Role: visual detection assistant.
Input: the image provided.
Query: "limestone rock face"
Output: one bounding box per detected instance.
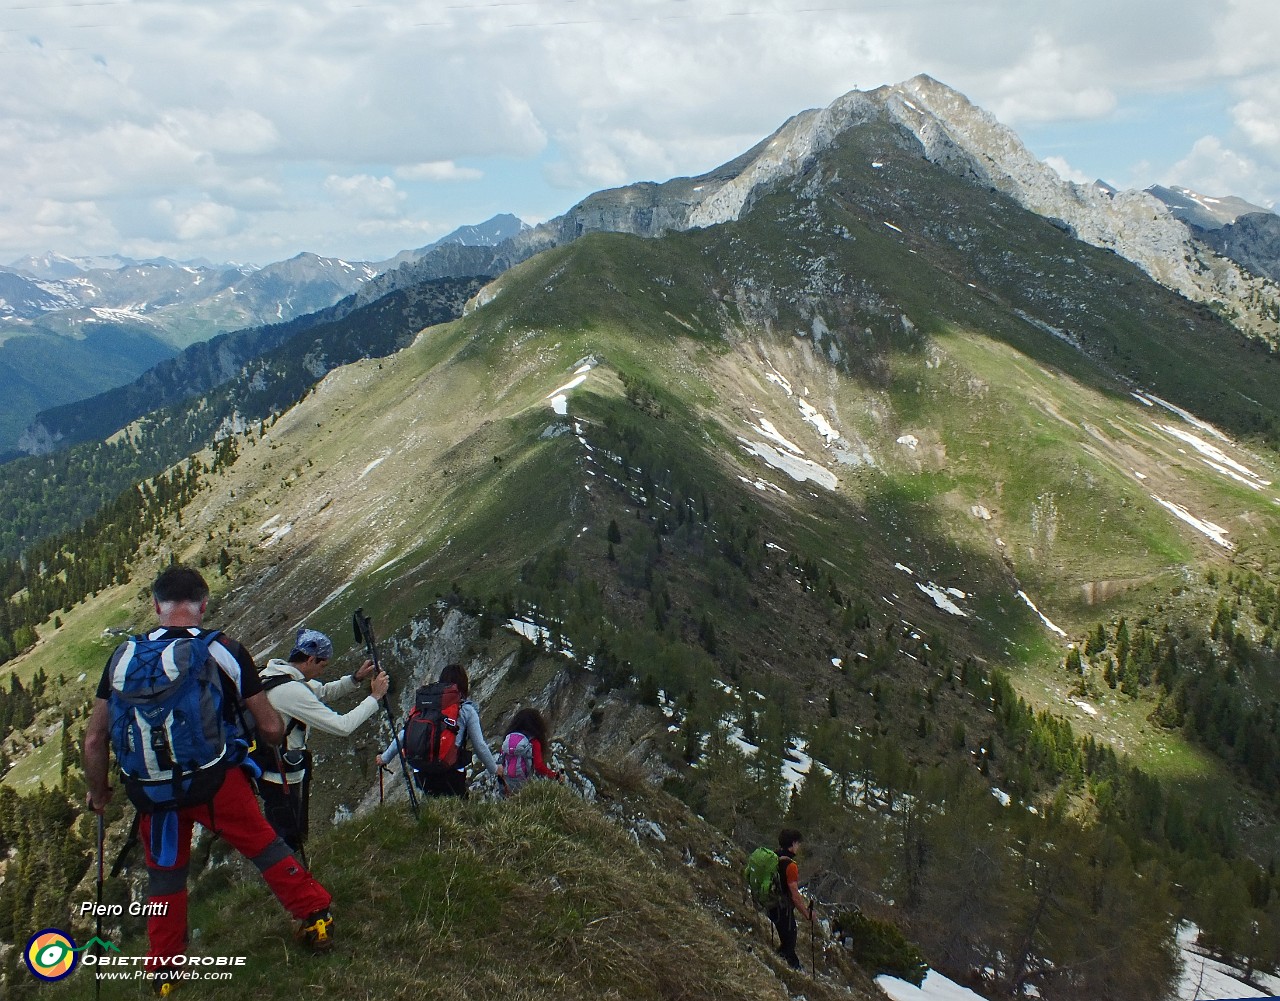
[881,76,1277,340]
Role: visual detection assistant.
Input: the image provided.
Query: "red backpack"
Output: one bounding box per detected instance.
[403,683,463,778]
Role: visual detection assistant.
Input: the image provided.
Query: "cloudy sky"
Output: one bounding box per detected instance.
[1,0,1276,268]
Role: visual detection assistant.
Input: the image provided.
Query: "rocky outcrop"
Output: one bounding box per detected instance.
[884,76,1279,342]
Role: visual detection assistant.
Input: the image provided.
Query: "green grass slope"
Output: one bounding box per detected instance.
[48,782,881,1001]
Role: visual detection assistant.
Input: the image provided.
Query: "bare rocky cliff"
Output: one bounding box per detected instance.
[885,75,1280,342]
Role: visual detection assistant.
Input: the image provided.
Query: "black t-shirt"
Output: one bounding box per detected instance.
[96,626,262,705]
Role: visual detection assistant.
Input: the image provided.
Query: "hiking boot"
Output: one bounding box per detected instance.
[296,910,334,952]
[151,970,179,996]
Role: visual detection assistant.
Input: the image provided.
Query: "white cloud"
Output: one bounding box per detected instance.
[987,33,1117,125]
[159,109,279,157]
[395,161,483,183]
[1167,136,1268,204]
[0,0,1276,264]
[1044,156,1093,185]
[163,199,239,242]
[323,174,405,219]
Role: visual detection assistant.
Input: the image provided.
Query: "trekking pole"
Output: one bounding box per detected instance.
[94,812,105,1001]
[353,608,419,819]
[808,897,816,975]
[109,810,141,878]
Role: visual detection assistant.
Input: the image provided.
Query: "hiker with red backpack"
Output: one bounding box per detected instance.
[376,663,503,798]
[253,627,390,855]
[498,707,562,793]
[82,566,335,995]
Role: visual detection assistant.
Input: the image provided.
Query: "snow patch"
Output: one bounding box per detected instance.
[764,365,793,396]
[797,398,839,444]
[745,417,804,455]
[1017,591,1067,638]
[1154,423,1270,487]
[547,364,593,415]
[1151,495,1232,549]
[737,437,837,490]
[1140,393,1230,442]
[259,522,293,548]
[1175,922,1278,1000]
[359,453,389,480]
[877,969,986,1001]
[917,582,967,617]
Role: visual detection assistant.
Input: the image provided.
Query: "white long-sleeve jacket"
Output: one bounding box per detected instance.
[257,658,381,784]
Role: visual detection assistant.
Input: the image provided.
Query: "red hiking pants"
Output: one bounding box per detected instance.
[139,766,331,964]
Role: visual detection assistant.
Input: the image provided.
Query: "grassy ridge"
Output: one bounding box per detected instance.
[54,783,876,1001]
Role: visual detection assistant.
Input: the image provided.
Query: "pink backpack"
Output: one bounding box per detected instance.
[500,732,534,789]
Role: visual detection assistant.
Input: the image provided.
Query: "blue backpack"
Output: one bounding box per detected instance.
[106,629,247,812]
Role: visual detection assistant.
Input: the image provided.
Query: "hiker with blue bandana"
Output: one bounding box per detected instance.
[253,627,388,856]
[83,566,335,995]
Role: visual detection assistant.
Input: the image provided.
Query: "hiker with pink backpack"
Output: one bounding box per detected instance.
[499,707,562,793]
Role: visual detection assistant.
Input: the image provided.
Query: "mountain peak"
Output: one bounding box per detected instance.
[1146,184,1274,230]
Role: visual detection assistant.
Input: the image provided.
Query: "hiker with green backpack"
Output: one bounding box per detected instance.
[745,828,814,970]
[252,627,389,855]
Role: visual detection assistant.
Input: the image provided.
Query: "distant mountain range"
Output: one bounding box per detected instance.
[1146,185,1280,285]
[1145,184,1271,231]
[0,216,528,455]
[0,252,375,335]
[7,82,1280,463]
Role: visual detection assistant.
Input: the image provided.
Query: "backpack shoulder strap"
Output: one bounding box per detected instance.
[187,628,222,666]
[260,674,298,692]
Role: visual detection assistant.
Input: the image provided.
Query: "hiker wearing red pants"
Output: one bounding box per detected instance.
[84,566,334,996]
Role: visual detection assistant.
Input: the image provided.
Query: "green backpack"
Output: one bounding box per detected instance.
[744,846,784,909]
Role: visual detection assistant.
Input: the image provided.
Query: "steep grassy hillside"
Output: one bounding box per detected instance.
[0,275,487,564]
[41,782,884,1001]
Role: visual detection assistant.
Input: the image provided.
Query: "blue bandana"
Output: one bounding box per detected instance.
[290,627,333,661]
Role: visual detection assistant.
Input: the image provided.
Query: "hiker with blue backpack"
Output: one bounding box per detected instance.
[83,566,336,995]
[252,627,389,856]
[499,707,562,792]
[376,663,504,798]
